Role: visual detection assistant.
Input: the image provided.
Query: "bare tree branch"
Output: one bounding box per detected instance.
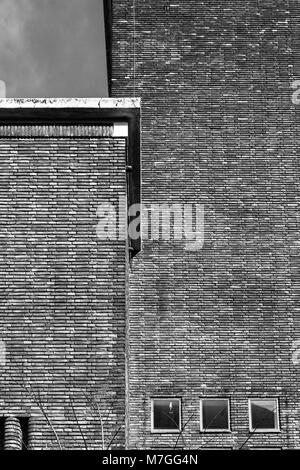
[173,413,194,450]
[106,425,122,450]
[238,405,278,450]
[94,402,105,451]
[70,398,89,450]
[28,387,62,450]
[10,374,63,450]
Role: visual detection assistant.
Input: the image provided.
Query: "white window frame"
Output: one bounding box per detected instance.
[204,447,234,450]
[200,398,231,433]
[248,398,280,433]
[249,447,282,450]
[151,398,182,434]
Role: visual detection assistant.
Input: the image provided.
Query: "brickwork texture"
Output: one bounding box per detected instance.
[0,125,127,449]
[108,0,300,449]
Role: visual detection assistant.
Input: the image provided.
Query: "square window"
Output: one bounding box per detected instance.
[151,398,181,433]
[249,399,280,432]
[200,399,230,432]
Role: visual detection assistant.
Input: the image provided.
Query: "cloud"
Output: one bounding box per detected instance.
[0,0,107,97]
[0,0,34,46]
[0,80,6,97]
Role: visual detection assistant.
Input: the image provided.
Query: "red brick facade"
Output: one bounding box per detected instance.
[107,0,300,449]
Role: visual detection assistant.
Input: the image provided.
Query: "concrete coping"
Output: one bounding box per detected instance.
[0,98,141,109]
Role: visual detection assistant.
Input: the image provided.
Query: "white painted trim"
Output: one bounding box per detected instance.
[113,122,129,137]
[248,447,282,450]
[199,398,231,433]
[0,97,140,109]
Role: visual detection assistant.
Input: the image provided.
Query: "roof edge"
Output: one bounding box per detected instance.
[0,98,140,109]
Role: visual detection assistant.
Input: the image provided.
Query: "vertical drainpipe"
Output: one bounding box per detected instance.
[113,122,131,449]
[125,212,130,450]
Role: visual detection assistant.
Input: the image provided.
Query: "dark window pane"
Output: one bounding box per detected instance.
[202,399,229,430]
[153,399,180,431]
[250,400,278,430]
[19,417,30,450]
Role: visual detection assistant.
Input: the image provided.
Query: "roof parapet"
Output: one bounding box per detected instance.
[0,97,140,109]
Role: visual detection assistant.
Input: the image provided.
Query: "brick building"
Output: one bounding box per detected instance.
[0,98,140,449]
[0,0,300,452]
[104,0,300,450]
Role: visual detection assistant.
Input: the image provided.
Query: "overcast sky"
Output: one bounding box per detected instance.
[0,0,108,97]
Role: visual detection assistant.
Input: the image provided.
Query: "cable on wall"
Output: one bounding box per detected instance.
[133,0,136,97]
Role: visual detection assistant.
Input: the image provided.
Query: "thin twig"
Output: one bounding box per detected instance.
[173,413,194,450]
[70,398,89,450]
[95,402,105,450]
[106,425,122,450]
[11,375,63,450]
[84,392,106,450]
[238,405,278,450]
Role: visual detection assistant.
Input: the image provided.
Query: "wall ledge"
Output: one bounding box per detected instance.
[0,97,141,109]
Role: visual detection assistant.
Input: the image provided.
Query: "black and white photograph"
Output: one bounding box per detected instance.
[0,0,299,461]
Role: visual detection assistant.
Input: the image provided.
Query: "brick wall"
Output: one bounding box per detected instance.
[0,122,127,449]
[108,0,300,448]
